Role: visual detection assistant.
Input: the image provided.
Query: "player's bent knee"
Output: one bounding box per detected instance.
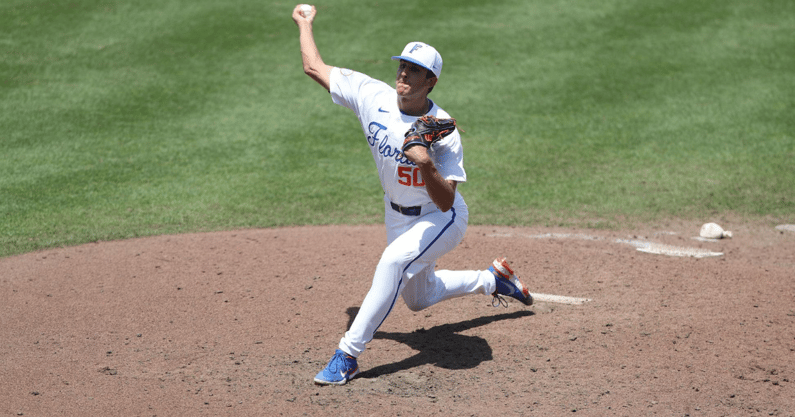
[402,290,432,312]
[403,299,428,312]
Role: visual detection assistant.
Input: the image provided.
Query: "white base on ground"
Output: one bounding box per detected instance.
[530,293,591,305]
[634,243,722,258]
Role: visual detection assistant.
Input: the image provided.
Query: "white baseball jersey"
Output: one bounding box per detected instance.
[326,67,493,360]
[329,67,467,209]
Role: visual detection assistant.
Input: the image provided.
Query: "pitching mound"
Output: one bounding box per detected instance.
[1,221,793,415]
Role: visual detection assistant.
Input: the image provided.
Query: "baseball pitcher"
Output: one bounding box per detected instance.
[292,4,533,385]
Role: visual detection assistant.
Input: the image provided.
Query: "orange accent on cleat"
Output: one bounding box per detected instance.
[491,257,533,306]
[492,257,514,279]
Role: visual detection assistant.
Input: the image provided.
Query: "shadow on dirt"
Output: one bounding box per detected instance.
[346,307,534,378]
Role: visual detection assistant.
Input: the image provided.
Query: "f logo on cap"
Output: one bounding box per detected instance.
[391,42,443,79]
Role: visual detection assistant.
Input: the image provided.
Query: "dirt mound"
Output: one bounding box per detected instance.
[2,222,793,416]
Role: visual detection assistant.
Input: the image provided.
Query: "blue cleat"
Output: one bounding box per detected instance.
[489,257,533,307]
[314,349,360,385]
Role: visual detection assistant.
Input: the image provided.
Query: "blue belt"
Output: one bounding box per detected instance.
[391,202,421,216]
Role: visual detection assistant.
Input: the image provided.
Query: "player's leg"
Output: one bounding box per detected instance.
[395,205,491,310]
[338,206,464,358]
[315,204,425,385]
[395,203,498,311]
[403,256,533,310]
[401,267,496,311]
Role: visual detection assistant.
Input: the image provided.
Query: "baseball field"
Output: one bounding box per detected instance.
[1,0,793,415]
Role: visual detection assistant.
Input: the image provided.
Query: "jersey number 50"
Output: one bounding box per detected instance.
[397,166,425,187]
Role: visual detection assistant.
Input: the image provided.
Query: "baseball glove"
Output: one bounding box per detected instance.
[401,115,458,152]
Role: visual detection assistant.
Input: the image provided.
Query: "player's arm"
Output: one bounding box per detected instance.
[404,147,458,212]
[292,4,333,91]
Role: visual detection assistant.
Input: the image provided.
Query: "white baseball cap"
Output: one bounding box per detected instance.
[391,41,443,79]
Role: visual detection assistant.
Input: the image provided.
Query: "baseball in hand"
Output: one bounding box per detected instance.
[300,4,312,17]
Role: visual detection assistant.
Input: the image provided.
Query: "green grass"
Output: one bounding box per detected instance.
[1,0,793,257]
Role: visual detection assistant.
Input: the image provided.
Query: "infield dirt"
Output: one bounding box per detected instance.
[2,221,793,416]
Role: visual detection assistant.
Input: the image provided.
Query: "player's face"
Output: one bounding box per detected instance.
[396,60,436,98]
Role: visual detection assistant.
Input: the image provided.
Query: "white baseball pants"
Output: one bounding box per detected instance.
[338,199,497,358]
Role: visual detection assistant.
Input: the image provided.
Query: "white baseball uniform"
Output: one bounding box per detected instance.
[329,67,498,358]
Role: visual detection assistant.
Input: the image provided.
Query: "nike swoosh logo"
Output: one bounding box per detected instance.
[378,107,389,113]
[339,366,358,379]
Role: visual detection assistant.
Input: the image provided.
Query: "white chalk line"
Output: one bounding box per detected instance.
[776,224,795,232]
[489,230,735,306]
[505,232,724,258]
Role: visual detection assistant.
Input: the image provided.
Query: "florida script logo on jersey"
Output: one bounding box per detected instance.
[366,121,427,187]
[367,121,413,166]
